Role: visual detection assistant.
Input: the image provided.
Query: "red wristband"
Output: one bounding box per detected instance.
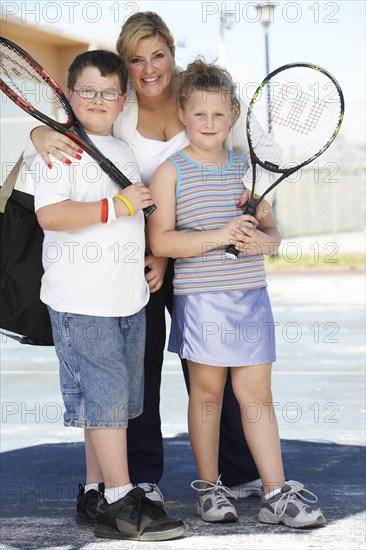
[101,198,108,224]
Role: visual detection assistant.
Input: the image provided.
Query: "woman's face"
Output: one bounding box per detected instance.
[126,35,175,98]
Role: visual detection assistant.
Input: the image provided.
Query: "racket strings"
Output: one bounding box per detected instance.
[0,43,69,124]
[249,67,343,168]
[270,85,327,135]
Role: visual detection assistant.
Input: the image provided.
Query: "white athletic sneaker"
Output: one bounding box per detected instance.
[137,483,164,507]
[191,478,238,523]
[258,483,326,528]
[229,478,304,499]
[229,478,262,498]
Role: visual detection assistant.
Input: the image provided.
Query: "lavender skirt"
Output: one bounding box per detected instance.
[168,288,276,367]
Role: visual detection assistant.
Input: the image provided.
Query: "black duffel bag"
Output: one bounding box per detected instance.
[0,152,53,345]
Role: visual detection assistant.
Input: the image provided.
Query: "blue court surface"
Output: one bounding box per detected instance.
[1,271,365,549]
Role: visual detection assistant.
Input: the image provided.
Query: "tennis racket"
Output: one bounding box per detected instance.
[0,36,156,217]
[226,62,344,259]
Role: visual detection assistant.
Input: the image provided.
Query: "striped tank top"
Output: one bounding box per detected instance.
[169,151,267,295]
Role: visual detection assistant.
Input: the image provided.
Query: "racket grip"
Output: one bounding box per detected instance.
[225,244,239,259]
[224,198,259,260]
[143,203,157,218]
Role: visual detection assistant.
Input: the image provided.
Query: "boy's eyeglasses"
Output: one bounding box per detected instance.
[72,87,123,102]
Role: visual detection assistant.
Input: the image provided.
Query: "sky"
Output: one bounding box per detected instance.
[1,0,365,144]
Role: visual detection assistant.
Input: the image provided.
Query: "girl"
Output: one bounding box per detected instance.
[148,59,326,529]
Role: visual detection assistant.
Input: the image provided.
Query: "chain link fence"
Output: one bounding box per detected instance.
[273,159,365,237]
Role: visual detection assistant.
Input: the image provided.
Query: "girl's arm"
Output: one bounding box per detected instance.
[147,160,258,259]
[229,210,281,257]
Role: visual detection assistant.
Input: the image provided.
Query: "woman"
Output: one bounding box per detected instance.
[28,12,276,508]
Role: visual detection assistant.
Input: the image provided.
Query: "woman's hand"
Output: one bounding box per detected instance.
[254,198,271,221]
[31,126,82,166]
[144,254,168,293]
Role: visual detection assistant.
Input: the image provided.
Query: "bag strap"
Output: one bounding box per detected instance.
[0,329,53,345]
[0,152,24,213]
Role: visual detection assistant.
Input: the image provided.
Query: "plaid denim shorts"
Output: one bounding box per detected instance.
[48,307,146,428]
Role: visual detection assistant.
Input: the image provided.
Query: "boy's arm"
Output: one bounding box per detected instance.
[36,183,151,231]
[37,199,109,231]
[147,161,257,259]
[34,153,152,231]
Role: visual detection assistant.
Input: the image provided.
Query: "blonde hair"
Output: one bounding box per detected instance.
[116,11,175,60]
[177,59,241,125]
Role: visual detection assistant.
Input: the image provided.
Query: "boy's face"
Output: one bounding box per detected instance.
[67,66,126,135]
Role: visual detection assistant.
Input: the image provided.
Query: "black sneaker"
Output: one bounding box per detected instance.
[76,482,103,526]
[94,487,186,541]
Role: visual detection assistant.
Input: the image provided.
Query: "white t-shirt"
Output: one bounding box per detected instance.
[131,130,189,186]
[33,134,149,317]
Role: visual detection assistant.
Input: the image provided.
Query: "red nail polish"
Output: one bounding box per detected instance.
[77,149,83,154]
[65,159,71,165]
[47,163,52,169]
[236,202,241,208]
[76,154,82,160]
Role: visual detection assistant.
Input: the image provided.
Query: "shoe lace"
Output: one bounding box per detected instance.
[273,487,319,518]
[191,475,238,503]
[130,489,166,530]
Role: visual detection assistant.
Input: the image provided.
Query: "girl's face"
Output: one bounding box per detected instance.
[68,66,125,135]
[178,90,234,152]
[126,35,175,98]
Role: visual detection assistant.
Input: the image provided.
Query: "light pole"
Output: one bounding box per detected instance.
[218,7,235,67]
[256,2,276,132]
[256,3,278,230]
[176,39,186,66]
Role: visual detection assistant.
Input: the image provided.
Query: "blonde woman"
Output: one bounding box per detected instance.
[27,11,276,520]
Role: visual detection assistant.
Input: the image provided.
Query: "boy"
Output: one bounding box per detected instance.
[33,50,185,541]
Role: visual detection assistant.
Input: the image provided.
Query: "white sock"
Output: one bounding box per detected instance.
[85,483,99,493]
[104,483,134,504]
[264,487,282,500]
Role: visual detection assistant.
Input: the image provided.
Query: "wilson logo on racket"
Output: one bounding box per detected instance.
[270,86,327,135]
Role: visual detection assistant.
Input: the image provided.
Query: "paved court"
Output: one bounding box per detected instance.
[1,271,365,549]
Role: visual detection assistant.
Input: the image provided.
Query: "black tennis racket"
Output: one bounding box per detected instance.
[226,62,344,259]
[0,36,156,217]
